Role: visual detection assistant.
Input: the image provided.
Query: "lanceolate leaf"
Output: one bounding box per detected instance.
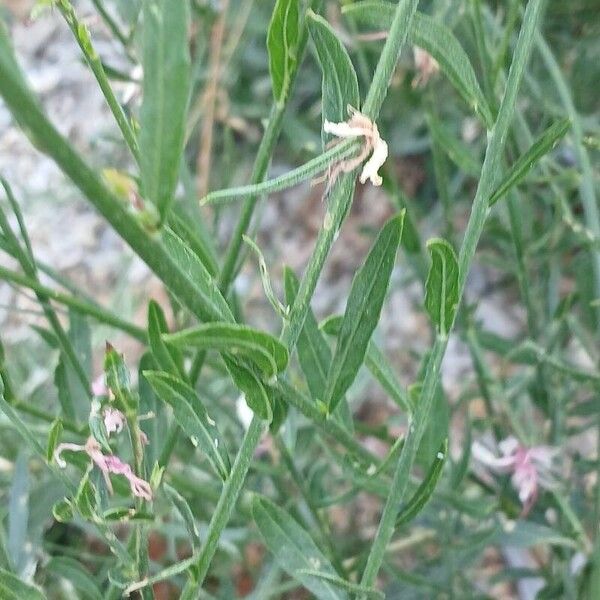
[307,10,360,144]
[320,314,412,414]
[144,371,230,480]
[489,118,571,206]
[343,2,493,127]
[147,300,185,379]
[139,0,191,223]
[161,227,234,323]
[424,238,459,337]
[164,483,201,551]
[222,357,273,422]
[325,213,404,413]
[284,267,331,401]
[268,0,300,105]
[252,496,348,600]
[46,419,63,463]
[104,344,136,414]
[284,269,354,430]
[164,323,288,377]
[396,439,447,527]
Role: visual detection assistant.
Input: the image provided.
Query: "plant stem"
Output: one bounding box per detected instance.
[0,265,145,341]
[181,417,264,594]
[0,184,91,396]
[90,0,130,49]
[283,0,422,352]
[359,0,547,591]
[536,35,600,331]
[57,0,140,163]
[0,58,224,323]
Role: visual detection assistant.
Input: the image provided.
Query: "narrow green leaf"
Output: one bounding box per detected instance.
[74,472,96,520]
[343,2,493,126]
[489,118,571,206]
[46,419,63,463]
[138,353,162,467]
[284,267,331,401]
[168,208,219,277]
[53,359,75,422]
[143,371,230,480]
[325,213,404,413]
[252,496,348,600]
[396,439,447,527]
[320,314,412,414]
[161,227,234,323]
[307,10,360,143]
[147,300,185,379]
[139,0,190,222]
[222,357,273,422]
[243,236,288,319]
[267,0,300,105]
[284,269,354,430]
[424,238,459,337]
[164,323,288,377]
[46,556,103,600]
[0,568,45,600]
[164,483,201,551]
[104,344,136,414]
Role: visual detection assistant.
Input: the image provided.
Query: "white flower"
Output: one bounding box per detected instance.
[323,106,388,187]
[472,436,558,515]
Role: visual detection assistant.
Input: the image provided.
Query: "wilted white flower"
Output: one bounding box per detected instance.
[412,47,440,88]
[103,407,126,436]
[472,436,558,515]
[323,106,388,187]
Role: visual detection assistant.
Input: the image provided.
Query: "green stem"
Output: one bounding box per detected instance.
[57,0,140,163]
[90,0,130,49]
[359,0,547,591]
[536,36,600,331]
[0,58,223,323]
[181,417,264,593]
[217,104,285,293]
[201,139,357,207]
[0,184,91,396]
[0,264,145,341]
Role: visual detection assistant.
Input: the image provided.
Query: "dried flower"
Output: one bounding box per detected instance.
[103,407,126,436]
[472,436,557,515]
[54,436,153,501]
[323,106,388,188]
[412,47,439,88]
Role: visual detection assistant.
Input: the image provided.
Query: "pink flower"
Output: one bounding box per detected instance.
[103,407,126,436]
[91,375,109,398]
[54,436,152,501]
[472,436,557,515]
